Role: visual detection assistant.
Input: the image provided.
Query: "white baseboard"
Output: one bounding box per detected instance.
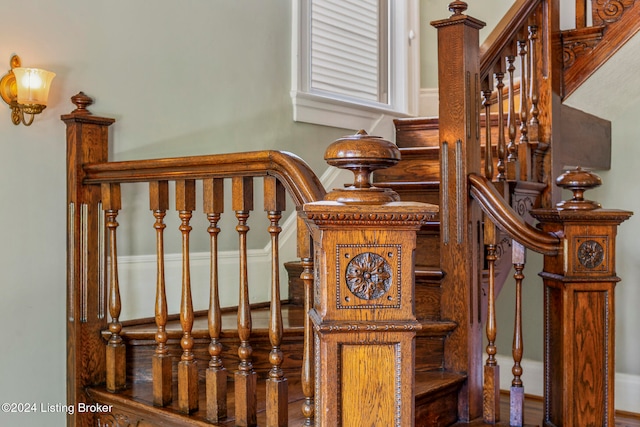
[496,355,640,413]
[116,164,352,321]
[116,248,272,321]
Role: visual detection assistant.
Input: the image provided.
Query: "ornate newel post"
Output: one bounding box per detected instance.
[531,168,632,427]
[62,93,115,427]
[431,1,486,420]
[302,131,438,426]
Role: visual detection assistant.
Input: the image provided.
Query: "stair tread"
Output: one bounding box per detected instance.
[114,304,457,341]
[414,370,466,396]
[88,369,465,426]
[375,180,440,188]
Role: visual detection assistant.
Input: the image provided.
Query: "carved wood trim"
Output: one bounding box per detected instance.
[563,0,640,96]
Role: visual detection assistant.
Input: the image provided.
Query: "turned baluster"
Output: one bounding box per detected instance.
[519,37,532,181]
[150,181,172,406]
[103,183,126,393]
[204,178,227,422]
[176,180,198,414]
[265,176,288,427]
[233,176,257,427]
[528,25,540,145]
[506,54,519,181]
[483,218,500,423]
[482,86,494,181]
[495,71,507,181]
[510,241,526,427]
[300,253,315,426]
[518,38,529,146]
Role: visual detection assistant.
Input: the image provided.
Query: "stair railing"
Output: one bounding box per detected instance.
[65,92,437,427]
[434,2,632,425]
[471,172,631,425]
[64,92,325,427]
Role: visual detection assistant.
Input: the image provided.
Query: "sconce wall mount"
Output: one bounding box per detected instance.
[0,55,55,126]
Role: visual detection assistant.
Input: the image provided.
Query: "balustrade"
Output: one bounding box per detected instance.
[65,93,329,427]
[436,2,631,424]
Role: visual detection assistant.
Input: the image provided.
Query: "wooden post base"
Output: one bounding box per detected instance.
[206,367,227,422]
[234,370,257,426]
[178,361,198,414]
[266,378,288,427]
[152,354,172,406]
[510,386,524,426]
[106,342,125,393]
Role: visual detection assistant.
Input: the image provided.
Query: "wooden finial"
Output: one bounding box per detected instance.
[323,130,400,205]
[70,92,93,115]
[448,0,468,15]
[555,167,602,210]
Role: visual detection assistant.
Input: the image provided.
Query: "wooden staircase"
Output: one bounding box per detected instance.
[62,0,639,425]
[89,298,467,426]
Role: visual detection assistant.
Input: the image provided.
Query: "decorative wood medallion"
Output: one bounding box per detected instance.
[336,245,400,309]
[345,252,392,300]
[577,238,605,269]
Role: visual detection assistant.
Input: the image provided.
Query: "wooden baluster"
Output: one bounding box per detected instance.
[483,218,500,423]
[265,177,288,427]
[150,181,172,406]
[510,241,526,426]
[495,71,506,181]
[233,176,257,427]
[204,178,226,422]
[103,183,126,393]
[528,25,540,146]
[506,54,519,181]
[482,85,494,181]
[176,179,198,414]
[576,0,587,28]
[300,254,315,426]
[518,38,529,147]
[518,37,531,181]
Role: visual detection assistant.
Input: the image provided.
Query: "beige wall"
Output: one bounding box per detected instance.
[0,1,350,425]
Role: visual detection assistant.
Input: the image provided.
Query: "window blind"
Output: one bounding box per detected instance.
[310,0,388,103]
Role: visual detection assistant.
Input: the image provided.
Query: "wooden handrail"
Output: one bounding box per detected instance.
[83,150,326,207]
[479,0,542,79]
[468,174,560,255]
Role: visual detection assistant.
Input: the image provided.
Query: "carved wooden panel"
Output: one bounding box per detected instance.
[573,236,609,273]
[336,244,401,310]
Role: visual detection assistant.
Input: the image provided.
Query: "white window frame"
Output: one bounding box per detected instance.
[291,0,420,132]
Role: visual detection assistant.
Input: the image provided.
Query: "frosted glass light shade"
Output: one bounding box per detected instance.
[13,67,56,106]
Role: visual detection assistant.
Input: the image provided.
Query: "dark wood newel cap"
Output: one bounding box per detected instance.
[70,91,93,115]
[323,130,401,205]
[448,0,468,15]
[555,167,602,210]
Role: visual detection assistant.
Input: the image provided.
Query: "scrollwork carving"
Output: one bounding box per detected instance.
[593,0,635,25]
[97,413,131,427]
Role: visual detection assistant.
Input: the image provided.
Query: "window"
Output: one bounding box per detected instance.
[291,0,419,131]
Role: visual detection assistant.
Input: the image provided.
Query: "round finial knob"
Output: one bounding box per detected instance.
[555,167,602,210]
[448,0,468,15]
[323,130,401,205]
[70,92,93,115]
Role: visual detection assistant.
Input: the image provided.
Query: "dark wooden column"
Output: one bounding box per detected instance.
[62,92,115,427]
[431,2,486,421]
[531,168,632,427]
[303,131,438,426]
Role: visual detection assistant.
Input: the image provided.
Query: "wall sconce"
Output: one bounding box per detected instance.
[0,55,55,126]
